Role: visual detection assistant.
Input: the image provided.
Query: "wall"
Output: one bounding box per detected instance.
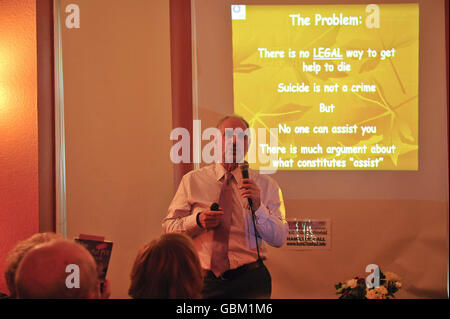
[59,0,173,298]
[0,0,39,294]
[194,0,449,298]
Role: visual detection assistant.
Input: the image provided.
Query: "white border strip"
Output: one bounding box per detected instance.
[54,0,67,237]
[191,0,200,170]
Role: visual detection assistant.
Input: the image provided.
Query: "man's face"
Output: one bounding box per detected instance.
[218,117,249,163]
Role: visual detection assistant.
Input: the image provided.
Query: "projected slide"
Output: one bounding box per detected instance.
[231,4,418,170]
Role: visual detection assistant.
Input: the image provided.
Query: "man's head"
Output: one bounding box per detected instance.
[216,115,250,164]
[4,232,63,298]
[15,239,100,299]
[129,233,203,299]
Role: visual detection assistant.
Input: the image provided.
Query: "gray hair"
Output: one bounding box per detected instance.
[216,114,249,129]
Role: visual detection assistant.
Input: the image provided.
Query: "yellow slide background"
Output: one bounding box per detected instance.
[232,4,418,170]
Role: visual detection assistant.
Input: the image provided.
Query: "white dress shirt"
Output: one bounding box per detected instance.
[163,163,288,271]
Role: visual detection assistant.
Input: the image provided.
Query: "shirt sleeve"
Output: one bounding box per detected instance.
[253,178,288,247]
[162,175,205,238]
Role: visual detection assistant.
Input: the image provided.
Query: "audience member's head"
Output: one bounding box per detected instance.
[129,233,203,299]
[4,232,63,298]
[15,239,100,299]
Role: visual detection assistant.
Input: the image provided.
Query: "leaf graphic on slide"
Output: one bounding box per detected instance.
[372,78,394,111]
[304,26,341,49]
[353,77,396,121]
[358,134,384,146]
[293,67,312,86]
[397,117,415,143]
[352,83,418,168]
[375,29,413,95]
[233,42,260,66]
[234,63,262,73]
[382,20,418,50]
[387,36,417,51]
[259,103,312,120]
[313,66,349,81]
[392,94,417,112]
[396,142,418,162]
[359,58,381,73]
[340,38,374,52]
[387,130,418,166]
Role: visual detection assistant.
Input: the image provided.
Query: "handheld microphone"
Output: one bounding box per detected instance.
[210,202,220,211]
[238,162,253,209]
[238,162,261,261]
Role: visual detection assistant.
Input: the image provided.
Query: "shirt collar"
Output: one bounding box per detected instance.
[214,163,242,183]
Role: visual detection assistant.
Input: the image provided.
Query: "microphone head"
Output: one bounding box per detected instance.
[238,161,249,170]
[239,161,249,178]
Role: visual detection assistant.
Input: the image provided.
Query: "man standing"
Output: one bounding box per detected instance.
[163,115,288,298]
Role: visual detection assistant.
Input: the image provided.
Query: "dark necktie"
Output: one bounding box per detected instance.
[210,172,233,277]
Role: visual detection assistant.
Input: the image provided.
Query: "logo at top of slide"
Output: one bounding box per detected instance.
[231,5,246,20]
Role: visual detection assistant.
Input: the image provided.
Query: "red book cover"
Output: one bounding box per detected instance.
[75,234,113,280]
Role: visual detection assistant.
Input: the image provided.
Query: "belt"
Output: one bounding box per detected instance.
[203,259,264,281]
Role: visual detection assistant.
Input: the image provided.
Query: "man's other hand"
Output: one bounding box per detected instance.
[198,210,224,229]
